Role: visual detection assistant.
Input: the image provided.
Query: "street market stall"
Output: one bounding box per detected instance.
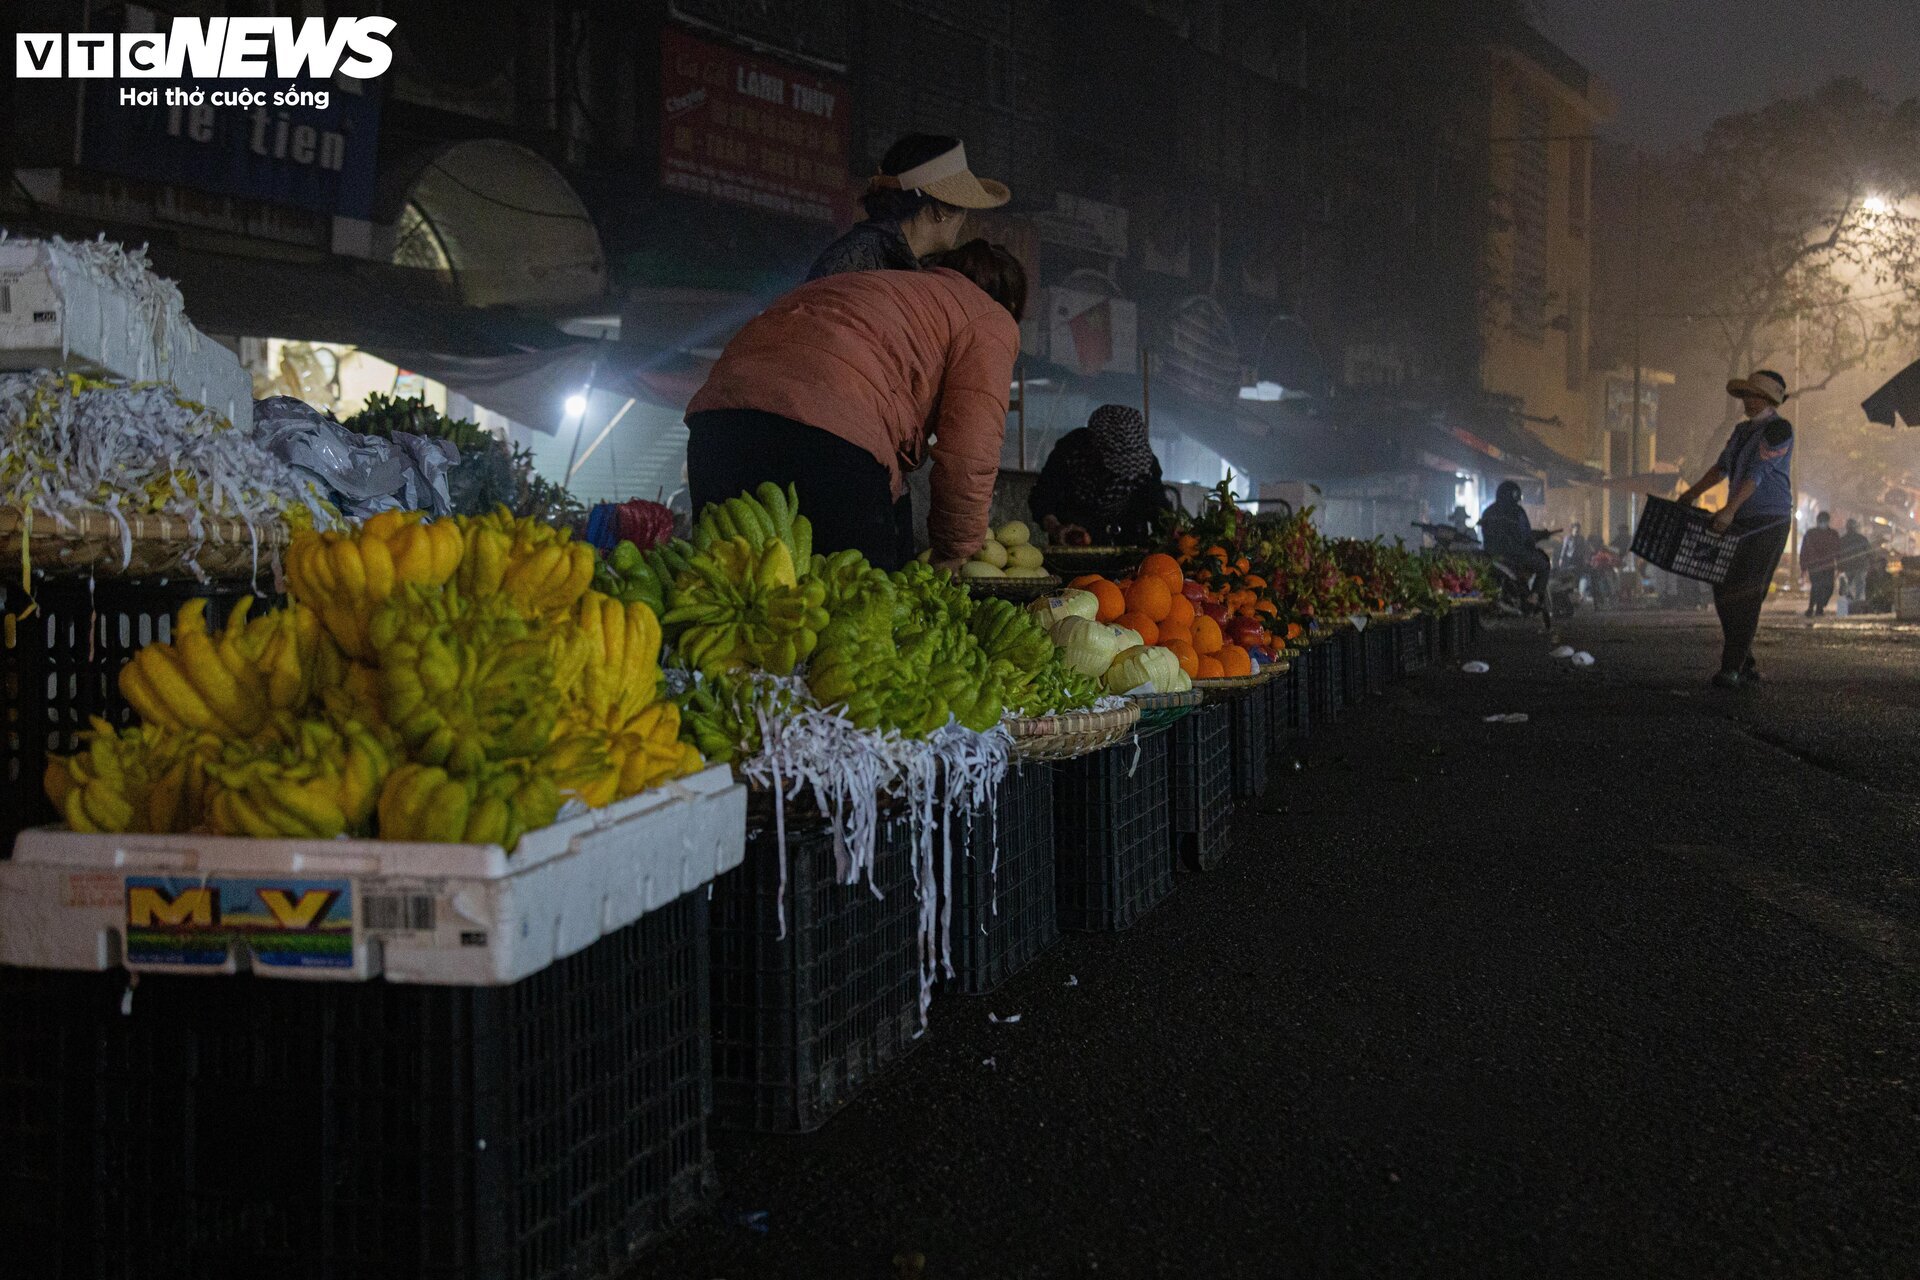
[0,235,1499,1278]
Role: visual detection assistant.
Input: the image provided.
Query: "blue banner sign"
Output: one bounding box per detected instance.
[79,77,380,218]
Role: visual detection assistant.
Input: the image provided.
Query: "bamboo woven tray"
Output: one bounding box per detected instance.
[1131,688,1201,732]
[1041,545,1150,576]
[1004,703,1141,760]
[0,507,288,582]
[1190,671,1271,702]
[965,574,1061,602]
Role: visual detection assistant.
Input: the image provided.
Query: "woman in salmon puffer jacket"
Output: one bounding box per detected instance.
[684,239,1026,572]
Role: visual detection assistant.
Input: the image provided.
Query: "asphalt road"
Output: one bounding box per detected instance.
[644,611,1920,1279]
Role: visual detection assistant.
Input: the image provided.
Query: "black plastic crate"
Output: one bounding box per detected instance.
[709,821,920,1133]
[1365,624,1394,693]
[1263,663,1289,752]
[3,577,265,856]
[0,896,713,1280]
[1309,639,1341,723]
[1227,689,1270,801]
[1286,656,1311,738]
[1339,628,1368,705]
[1447,605,1480,656]
[1630,495,1750,584]
[1169,701,1233,871]
[947,762,1059,995]
[1399,616,1435,675]
[1052,733,1173,931]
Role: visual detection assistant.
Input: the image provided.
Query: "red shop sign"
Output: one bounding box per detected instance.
[660,26,853,225]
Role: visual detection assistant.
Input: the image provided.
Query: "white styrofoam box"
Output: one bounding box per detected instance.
[0,766,746,986]
[0,239,253,429]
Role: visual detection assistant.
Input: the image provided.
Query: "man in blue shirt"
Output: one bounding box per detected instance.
[1678,370,1794,687]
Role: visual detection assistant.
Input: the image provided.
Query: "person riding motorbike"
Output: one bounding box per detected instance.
[1480,480,1553,623]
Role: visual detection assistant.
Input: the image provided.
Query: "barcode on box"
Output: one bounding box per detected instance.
[363,893,435,933]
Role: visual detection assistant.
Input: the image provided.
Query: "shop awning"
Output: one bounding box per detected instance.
[1436,413,1603,487]
[1012,353,1376,481]
[1588,469,1683,496]
[1864,358,1920,427]
[146,244,721,432]
[1225,399,1402,479]
[142,242,571,356]
[362,343,711,435]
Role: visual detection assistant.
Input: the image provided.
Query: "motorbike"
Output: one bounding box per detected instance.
[1413,520,1560,627]
[1483,527,1562,630]
[1545,533,1601,617]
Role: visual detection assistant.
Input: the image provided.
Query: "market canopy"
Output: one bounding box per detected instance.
[1010,353,1371,482]
[149,242,571,357]
[1863,357,1920,427]
[1588,469,1683,496]
[1437,411,1604,487]
[140,242,734,432]
[362,342,713,435]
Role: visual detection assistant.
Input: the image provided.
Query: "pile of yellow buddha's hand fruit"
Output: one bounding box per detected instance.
[45,509,701,850]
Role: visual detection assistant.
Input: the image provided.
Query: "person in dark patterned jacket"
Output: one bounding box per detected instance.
[1028,405,1171,545]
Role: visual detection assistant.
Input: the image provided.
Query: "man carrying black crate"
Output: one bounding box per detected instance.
[1677,370,1795,688]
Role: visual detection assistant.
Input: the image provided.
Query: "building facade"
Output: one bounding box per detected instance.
[1479,27,1613,534]
[3,0,1608,539]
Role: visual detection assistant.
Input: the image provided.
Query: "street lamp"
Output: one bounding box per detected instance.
[1863,194,1891,215]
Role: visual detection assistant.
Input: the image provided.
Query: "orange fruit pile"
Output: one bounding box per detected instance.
[1067,552,1276,684]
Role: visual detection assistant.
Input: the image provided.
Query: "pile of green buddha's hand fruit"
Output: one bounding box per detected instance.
[634,486,1100,763]
[45,509,704,848]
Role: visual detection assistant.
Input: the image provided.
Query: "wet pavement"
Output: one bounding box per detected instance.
[642,612,1920,1279]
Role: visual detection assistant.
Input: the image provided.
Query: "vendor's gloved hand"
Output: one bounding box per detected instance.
[932,557,967,576]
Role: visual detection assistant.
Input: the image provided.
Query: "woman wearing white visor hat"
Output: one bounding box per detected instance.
[807,134,1011,280]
